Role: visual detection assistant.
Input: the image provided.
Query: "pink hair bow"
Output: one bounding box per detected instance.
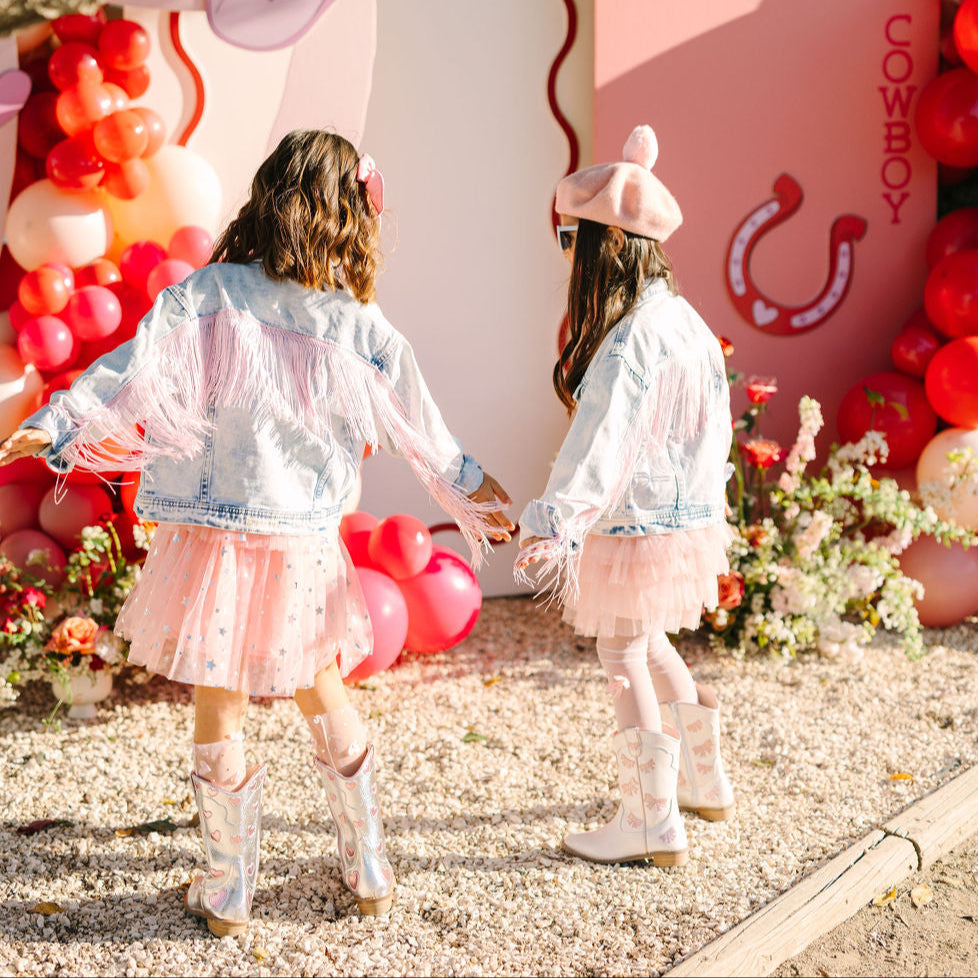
[356,153,384,216]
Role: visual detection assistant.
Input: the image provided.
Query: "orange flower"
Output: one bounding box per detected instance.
[717,570,746,610]
[717,335,735,358]
[45,616,99,656]
[743,438,785,469]
[743,523,769,547]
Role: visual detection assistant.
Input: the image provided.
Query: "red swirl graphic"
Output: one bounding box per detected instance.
[548,0,580,233]
[169,13,206,146]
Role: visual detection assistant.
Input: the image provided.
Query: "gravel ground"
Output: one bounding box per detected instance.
[1,595,977,978]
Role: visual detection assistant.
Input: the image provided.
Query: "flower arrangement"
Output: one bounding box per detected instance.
[0,520,150,708]
[706,346,977,661]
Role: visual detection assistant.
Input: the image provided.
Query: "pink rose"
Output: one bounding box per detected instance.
[743,438,785,469]
[45,616,99,656]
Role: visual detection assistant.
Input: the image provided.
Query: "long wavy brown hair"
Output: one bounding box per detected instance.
[553,219,676,412]
[209,129,381,303]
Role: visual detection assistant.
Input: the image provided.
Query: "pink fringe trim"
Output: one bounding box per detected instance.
[50,311,499,566]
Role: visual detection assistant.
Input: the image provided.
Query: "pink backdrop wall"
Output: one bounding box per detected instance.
[595,0,939,456]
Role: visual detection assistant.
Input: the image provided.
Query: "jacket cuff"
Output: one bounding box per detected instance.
[517,499,562,543]
[19,407,74,473]
[452,452,484,495]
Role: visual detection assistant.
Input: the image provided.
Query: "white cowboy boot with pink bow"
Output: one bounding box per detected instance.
[666,683,735,821]
[563,727,687,865]
[315,744,395,915]
[185,764,266,937]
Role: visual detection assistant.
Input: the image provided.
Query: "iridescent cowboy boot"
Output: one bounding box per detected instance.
[315,745,395,915]
[185,765,267,937]
[666,683,735,821]
[563,727,688,866]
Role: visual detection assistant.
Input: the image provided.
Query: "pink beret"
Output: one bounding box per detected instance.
[555,125,682,241]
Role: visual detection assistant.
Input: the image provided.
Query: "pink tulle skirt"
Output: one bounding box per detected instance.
[116,523,372,696]
[562,523,734,638]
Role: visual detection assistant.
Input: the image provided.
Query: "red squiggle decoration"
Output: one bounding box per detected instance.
[547,0,580,233]
[169,13,206,146]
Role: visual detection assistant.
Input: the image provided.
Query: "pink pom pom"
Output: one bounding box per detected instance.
[622,125,658,169]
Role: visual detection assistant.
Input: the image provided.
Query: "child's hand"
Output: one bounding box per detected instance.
[515,535,548,570]
[468,472,515,542]
[0,428,51,466]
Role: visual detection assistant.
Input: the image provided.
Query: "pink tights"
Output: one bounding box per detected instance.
[595,630,698,732]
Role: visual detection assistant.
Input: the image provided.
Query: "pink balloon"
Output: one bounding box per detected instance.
[0,528,67,587]
[0,482,47,534]
[145,259,194,299]
[367,514,433,580]
[17,315,76,372]
[63,285,122,341]
[398,545,482,653]
[345,567,408,682]
[38,483,114,550]
[168,225,214,269]
[119,240,166,293]
[897,534,978,626]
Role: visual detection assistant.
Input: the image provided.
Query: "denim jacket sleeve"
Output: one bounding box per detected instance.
[373,329,484,495]
[519,348,649,544]
[21,285,194,473]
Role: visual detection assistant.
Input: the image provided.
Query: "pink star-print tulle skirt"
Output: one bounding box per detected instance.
[562,522,734,639]
[116,523,372,696]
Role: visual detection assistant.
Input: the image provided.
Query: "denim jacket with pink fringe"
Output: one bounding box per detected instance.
[24,262,497,564]
[516,279,732,593]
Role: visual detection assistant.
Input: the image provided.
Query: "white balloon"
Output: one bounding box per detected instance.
[106,145,223,249]
[0,345,43,441]
[5,180,114,271]
[916,426,978,530]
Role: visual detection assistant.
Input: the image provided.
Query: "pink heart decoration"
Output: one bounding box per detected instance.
[210,829,222,842]
[0,70,30,129]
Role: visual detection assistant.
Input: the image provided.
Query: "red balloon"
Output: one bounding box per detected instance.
[146,259,194,299]
[169,226,214,268]
[46,134,105,190]
[891,317,943,379]
[924,335,978,426]
[344,567,409,681]
[955,0,978,73]
[0,482,47,535]
[48,41,103,92]
[98,20,151,71]
[55,82,114,137]
[17,92,64,160]
[110,509,143,561]
[74,258,121,289]
[119,240,167,293]
[132,106,165,157]
[93,108,147,162]
[836,371,938,470]
[0,456,55,489]
[52,13,106,47]
[17,315,76,372]
[119,472,140,522]
[41,368,83,406]
[101,158,150,200]
[925,207,978,268]
[101,83,130,114]
[0,247,26,311]
[8,301,30,332]
[63,285,122,341]
[915,68,978,167]
[924,249,978,337]
[38,483,114,550]
[897,534,978,626]
[339,510,380,568]
[0,529,67,588]
[18,265,72,316]
[397,545,482,653]
[103,64,150,100]
[367,514,433,580]
[106,281,150,338]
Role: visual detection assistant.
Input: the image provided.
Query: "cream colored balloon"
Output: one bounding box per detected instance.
[4,180,115,271]
[106,145,223,249]
[916,426,978,529]
[0,345,43,441]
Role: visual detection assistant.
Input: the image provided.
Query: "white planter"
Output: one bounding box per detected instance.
[50,668,114,720]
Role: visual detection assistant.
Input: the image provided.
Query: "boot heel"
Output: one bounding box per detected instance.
[687,803,734,821]
[207,917,248,938]
[356,894,394,916]
[651,849,689,868]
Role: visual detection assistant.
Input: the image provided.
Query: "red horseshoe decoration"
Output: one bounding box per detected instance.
[725,174,867,336]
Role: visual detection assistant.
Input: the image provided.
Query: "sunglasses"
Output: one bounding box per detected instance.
[557,224,578,252]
